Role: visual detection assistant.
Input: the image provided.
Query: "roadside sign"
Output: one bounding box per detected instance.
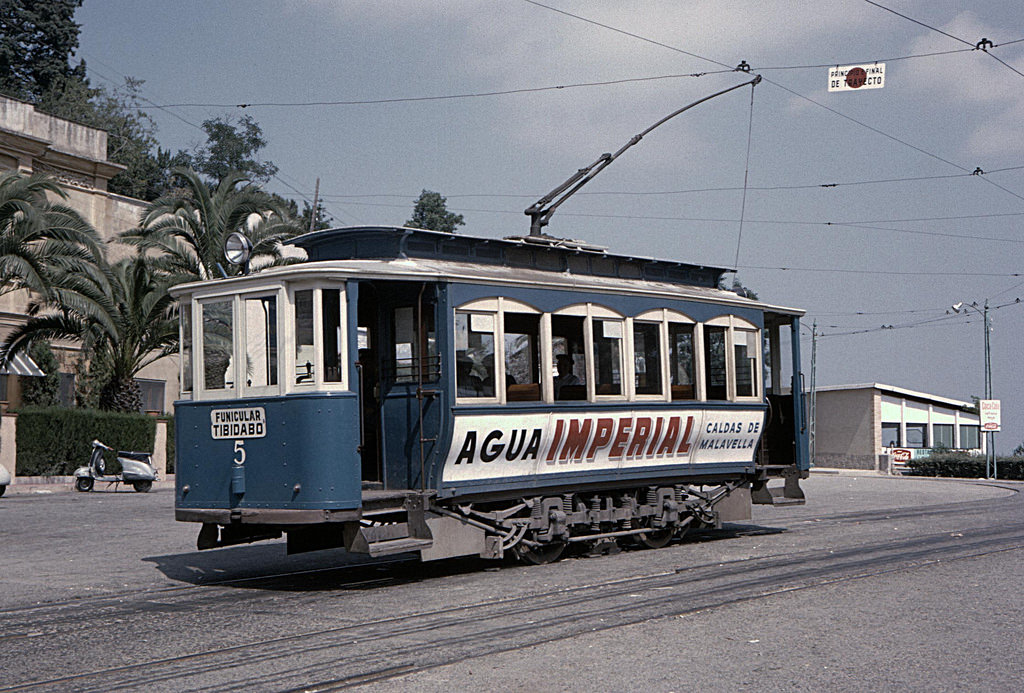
[892,449,912,463]
[828,63,885,92]
[980,399,1001,432]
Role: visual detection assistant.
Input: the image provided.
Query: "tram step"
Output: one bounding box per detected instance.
[367,537,433,558]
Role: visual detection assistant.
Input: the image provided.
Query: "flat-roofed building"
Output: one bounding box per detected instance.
[813,383,983,472]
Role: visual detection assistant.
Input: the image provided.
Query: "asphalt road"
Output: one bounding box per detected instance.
[0,475,1021,692]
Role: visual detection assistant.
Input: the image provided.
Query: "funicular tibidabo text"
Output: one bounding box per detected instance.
[173,226,809,563]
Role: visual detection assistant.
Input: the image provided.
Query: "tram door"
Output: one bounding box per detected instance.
[357,281,443,490]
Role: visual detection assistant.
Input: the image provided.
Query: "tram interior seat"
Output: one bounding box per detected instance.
[507,383,541,401]
[671,384,695,400]
[558,385,586,401]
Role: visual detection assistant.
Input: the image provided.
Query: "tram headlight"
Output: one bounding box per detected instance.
[224,231,254,268]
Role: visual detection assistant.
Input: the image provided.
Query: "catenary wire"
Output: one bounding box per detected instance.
[861,0,975,47]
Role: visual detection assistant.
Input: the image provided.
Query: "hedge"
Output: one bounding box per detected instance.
[15,407,156,476]
[907,452,1024,481]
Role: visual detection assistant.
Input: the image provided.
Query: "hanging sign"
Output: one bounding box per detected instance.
[828,63,885,92]
[980,399,1001,432]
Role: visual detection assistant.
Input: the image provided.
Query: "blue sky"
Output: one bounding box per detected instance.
[75,1,1024,451]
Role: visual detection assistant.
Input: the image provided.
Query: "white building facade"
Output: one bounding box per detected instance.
[814,383,983,471]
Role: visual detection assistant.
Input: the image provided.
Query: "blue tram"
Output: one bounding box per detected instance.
[173,226,808,563]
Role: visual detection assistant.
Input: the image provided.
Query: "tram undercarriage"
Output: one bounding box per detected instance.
[193,471,801,564]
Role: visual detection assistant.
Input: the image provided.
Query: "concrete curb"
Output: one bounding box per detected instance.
[3,475,176,496]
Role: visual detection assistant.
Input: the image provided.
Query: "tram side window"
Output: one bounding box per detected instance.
[703,325,728,400]
[455,312,495,397]
[243,295,278,388]
[505,312,541,401]
[181,306,193,393]
[551,315,586,400]
[592,318,623,396]
[202,299,234,390]
[668,322,696,400]
[734,328,758,397]
[294,290,315,383]
[322,289,342,383]
[633,321,662,396]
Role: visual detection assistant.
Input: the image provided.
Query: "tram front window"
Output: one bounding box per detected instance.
[455,312,495,397]
[504,312,540,401]
[202,299,234,390]
[633,321,662,396]
[551,315,586,400]
[295,290,315,383]
[244,295,278,388]
[322,289,342,382]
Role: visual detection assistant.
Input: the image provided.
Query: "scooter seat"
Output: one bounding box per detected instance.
[118,451,152,461]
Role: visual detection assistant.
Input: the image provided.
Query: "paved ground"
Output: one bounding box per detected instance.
[1,475,1021,692]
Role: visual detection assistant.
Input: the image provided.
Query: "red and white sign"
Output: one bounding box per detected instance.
[892,449,912,463]
[828,63,885,92]
[980,399,1001,432]
[442,409,764,483]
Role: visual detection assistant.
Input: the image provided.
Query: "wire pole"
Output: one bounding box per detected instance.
[309,177,320,233]
[984,299,995,479]
[809,321,818,467]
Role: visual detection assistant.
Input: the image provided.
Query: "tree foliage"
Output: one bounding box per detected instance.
[0,0,86,103]
[20,341,61,407]
[0,171,101,298]
[184,115,279,186]
[125,168,302,282]
[1,254,179,412]
[406,190,464,233]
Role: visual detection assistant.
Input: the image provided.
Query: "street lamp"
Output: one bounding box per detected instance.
[951,300,995,478]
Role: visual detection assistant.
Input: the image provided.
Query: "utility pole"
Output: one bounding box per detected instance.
[984,299,995,479]
[809,321,818,467]
[309,177,320,234]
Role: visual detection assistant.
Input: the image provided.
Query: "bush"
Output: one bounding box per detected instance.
[907,451,1024,480]
[15,407,156,476]
[20,342,61,407]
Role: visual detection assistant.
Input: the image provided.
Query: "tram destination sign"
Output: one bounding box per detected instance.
[828,63,885,92]
[210,407,267,439]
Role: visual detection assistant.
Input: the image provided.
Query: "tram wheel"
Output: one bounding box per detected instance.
[75,477,94,492]
[514,541,566,565]
[636,528,674,549]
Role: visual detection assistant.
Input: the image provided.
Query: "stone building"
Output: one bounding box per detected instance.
[0,95,178,412]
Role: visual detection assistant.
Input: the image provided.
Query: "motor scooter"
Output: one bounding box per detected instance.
[0,463,10,497]
[74,439,157,493]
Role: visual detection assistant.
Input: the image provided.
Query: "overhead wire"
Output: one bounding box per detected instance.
[79,52,355,224]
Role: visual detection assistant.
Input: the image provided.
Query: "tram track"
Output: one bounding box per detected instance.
[3,492,1022,693]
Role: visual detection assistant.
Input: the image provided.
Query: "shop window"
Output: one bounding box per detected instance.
[138,379,165,413]
[933,424,954,449]
[905,423,927,448]
[202,299,234,390]
[633,321,662,396]
[959,424,980,450]
[703,325,728,400]
[455,312,496,398]
[881,422,900,447]
[551,314,586,401]
[505,312,541,401]
[592,318,623,396]
[669,322,695,400]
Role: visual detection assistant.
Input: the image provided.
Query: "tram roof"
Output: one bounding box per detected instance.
[287,225,726,289]
[174,227,804,317]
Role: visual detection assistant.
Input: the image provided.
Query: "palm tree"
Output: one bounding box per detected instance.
[0,171,101,297]
[122,167,302,283]
[0,254,178,412]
